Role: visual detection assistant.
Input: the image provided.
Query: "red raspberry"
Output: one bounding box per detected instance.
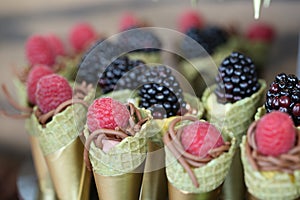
[119,12,139,31]
[87,97,130,132]
[45,34,65,57]
[35,74,72,114]
[26,64,54,105]
[181,121,225,157]
[246,22,275,43]
[69,23,97,53]
[178,10,204,32]
[255,111,296,156]
[25,34,55,66]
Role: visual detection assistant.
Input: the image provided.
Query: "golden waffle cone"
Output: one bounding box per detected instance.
[84,108,152,200]
[35,91,94,200]
[127,51,161,64]
[14,79,57,200]
[240,136,300,200]
[165,132,236,196]
[202,79,266,200]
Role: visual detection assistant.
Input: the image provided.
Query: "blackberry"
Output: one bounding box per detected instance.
[265,73,300,126]
[181,26,228,58]
[117,29,162,53]
[98,56,146,94]
[215,52,260,104]
[115,63,149,90]
[77,40,122,84]
[138,65,186,119]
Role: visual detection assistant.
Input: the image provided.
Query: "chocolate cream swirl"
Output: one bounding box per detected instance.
[163,116,231,188]
[246,121,300,173]
[83,103,150,171]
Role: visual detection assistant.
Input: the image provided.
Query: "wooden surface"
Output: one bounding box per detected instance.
[0,1,299,199]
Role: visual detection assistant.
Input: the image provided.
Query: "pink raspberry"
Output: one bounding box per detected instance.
[25,34,55,66]
[119,12,139,31]
[181,121,225,157]
[35,74,72,114]
[69,23,97,53]
[87,97,130,132]
[178,10,204,32]
[45,34,65,57]
[246,22,275,43]
[255,111,296,156]
[26,64,54,105]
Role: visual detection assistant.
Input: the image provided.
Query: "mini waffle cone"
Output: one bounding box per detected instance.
[254,106,266,121]
[127,51,161,64]
[240,136,300,200]
[165,133,236,193]
[202,79,266,145]
[85,108,152,176]
[56,55,81,81]
[102,89,139,104]
[38,90,94,155]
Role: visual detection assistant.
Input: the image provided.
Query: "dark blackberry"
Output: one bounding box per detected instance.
[215,52,260,104]
[98,56,146,94]
[117,29,162,53]
[115,60,149,91]
[181,26,228,58]
[138,65,186,119]
[77,40,122,84]
[265,73,300,126]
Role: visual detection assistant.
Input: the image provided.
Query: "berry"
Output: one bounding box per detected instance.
[255,111,296,156]
[87,97,130,132]
[215,52,260,104]
[26,64,54,105]
[265,73,300,125]
[69,23,97,53]
[138,65,186,119]
[117,29,161,53]
[181,26,228,58]
[178,10,204,32]
[98,56,146,94]
[35,74,72,114]
[25,34,55,66]
[77,40,122,84]
[45,34,65,57]
[246,22,275,43]
[119,13,140,31]
[181,121,225,157]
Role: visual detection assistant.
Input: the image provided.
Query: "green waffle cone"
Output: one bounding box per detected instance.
[240,136,300,200]
[127,51,161,64]
[13,78,28,108]
[202,79,266,145]
[85,108,152,176]
[56,55,81,81]
[165,131,236,193]
[37,91,94,155]
[254,106,266,121]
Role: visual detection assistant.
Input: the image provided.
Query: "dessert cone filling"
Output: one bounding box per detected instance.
[246,121,300,173]
[163,116,231,187]
[35,81,93,125]
[84,103,150,171]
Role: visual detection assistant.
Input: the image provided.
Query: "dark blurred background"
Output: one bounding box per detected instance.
[0,0,299,199]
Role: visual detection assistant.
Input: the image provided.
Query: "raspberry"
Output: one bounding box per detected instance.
[25,34,55,66]
[26,64,54,105]
[87,97,130,132]
[178,10,204,32]
[69,23,97,53]
[45,34,65,57]
[119,12,140,31]
[35,74,72,114]
[246,22,275,43]
[255,111,296,156]
[181,121,225,157]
